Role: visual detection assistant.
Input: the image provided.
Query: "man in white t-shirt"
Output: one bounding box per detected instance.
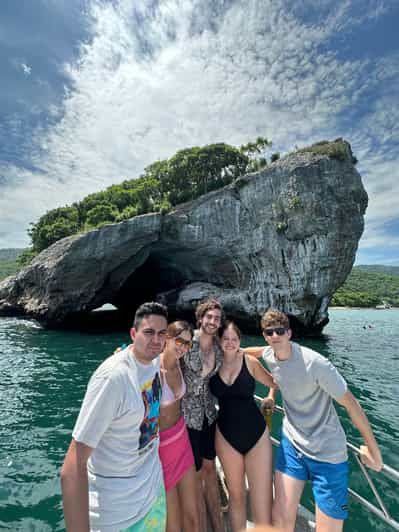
[245,308,383,532]
[61,302,168,532]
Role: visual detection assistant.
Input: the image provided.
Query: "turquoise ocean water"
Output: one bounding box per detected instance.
[0,309,398,531]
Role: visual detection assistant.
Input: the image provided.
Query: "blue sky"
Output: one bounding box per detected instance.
[0,0,398,265]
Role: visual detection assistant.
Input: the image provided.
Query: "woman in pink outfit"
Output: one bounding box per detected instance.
[159,321,200,532]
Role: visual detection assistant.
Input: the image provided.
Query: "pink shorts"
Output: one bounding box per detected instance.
[159,416,194,492]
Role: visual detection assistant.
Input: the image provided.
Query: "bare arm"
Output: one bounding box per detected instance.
[247,356,278,414]
[61,439,93,532]
[336,390,383,471]
[243,346,264,359]
[243,351,278,410]
[260,382,278,412]
[245,354,276,389]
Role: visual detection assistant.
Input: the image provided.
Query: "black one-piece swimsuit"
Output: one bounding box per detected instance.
[209,355,266,455]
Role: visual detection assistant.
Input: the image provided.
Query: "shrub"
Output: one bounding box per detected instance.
[29,206,80,252]
[296,139,353,162]
[276,221,288,233]
[288,195,302,210]
[18,248,37,267]
[85,204,118,228]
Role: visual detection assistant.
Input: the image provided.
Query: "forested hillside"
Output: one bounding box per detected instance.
[331,266,399,307]
[0,248,24,261]
[0,249,25,280]
[356,265,399,277]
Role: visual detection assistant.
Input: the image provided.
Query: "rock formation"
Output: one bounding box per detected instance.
[0,140,367,334]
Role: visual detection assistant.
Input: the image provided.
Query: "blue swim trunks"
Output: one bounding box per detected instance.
[276,432,349,520]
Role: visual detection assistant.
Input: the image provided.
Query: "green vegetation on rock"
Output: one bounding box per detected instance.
[331,266,399,307]
[296,138,357,164]
[25,138,275,257]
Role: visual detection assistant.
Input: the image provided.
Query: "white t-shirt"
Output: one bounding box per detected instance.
[73,347,162,531]
[263,342,348,463]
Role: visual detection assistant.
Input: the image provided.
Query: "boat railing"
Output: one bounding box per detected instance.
[254,394,399,531]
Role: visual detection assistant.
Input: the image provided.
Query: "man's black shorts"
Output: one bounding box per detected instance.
[187,418,217,471]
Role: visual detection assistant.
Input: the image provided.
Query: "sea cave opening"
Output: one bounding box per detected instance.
[112,252,188,321]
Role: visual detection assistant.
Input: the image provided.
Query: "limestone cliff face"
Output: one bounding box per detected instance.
[0,140,367,334]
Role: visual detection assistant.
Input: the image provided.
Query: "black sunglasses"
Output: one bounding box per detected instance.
[263,327,287,337]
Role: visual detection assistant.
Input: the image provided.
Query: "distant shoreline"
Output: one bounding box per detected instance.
[329,306,397,310]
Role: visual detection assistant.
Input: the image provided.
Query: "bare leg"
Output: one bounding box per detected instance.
[165,485,182,532]
[245,429,273,525]
[215,427,246,532]
[315,506,343,532]
[272,471,305,532]
[196,469,207,532]
[176,465,200,532]
[201,457,224,532]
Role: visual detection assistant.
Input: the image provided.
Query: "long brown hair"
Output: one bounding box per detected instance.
[167,320,193,339]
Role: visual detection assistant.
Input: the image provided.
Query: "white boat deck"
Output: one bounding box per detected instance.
[213,462,315,531]
[217,505,314,531]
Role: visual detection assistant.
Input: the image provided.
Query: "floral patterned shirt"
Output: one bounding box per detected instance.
[181,330,224,430]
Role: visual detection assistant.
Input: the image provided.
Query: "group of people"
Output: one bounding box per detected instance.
[61,299,383,532]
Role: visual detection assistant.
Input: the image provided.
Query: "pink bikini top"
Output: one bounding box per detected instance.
[160,362,186,406]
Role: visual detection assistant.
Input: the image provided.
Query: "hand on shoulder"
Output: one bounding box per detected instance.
[113,343,129,355]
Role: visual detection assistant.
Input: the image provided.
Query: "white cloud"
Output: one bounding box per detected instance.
[349,70,399,241]
[21,63,32,76]
[1,0,398,254]
[360,216,399,249]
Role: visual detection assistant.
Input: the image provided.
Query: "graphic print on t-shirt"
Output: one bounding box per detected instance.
[139,373,161,449]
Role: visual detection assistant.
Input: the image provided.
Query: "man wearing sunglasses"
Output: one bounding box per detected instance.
[245,308,383,532]
[181,298,225,532]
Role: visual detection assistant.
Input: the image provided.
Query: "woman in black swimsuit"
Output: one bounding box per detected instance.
[209,321,276,531]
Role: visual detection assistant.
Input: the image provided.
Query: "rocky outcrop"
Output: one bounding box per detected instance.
[0,140,367,334]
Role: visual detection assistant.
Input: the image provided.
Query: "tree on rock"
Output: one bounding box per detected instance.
[85,203,118,228]
[148,143,249,205]
[29,206,80,252]
[240,136,272,172]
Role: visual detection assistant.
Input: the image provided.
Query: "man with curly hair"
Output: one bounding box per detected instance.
[181,298,225,532]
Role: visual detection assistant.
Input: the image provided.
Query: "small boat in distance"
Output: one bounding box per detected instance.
[376,301,392,309]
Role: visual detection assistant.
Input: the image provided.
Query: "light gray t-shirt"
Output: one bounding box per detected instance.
[262,342,348,463]
[73,347,162,531]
